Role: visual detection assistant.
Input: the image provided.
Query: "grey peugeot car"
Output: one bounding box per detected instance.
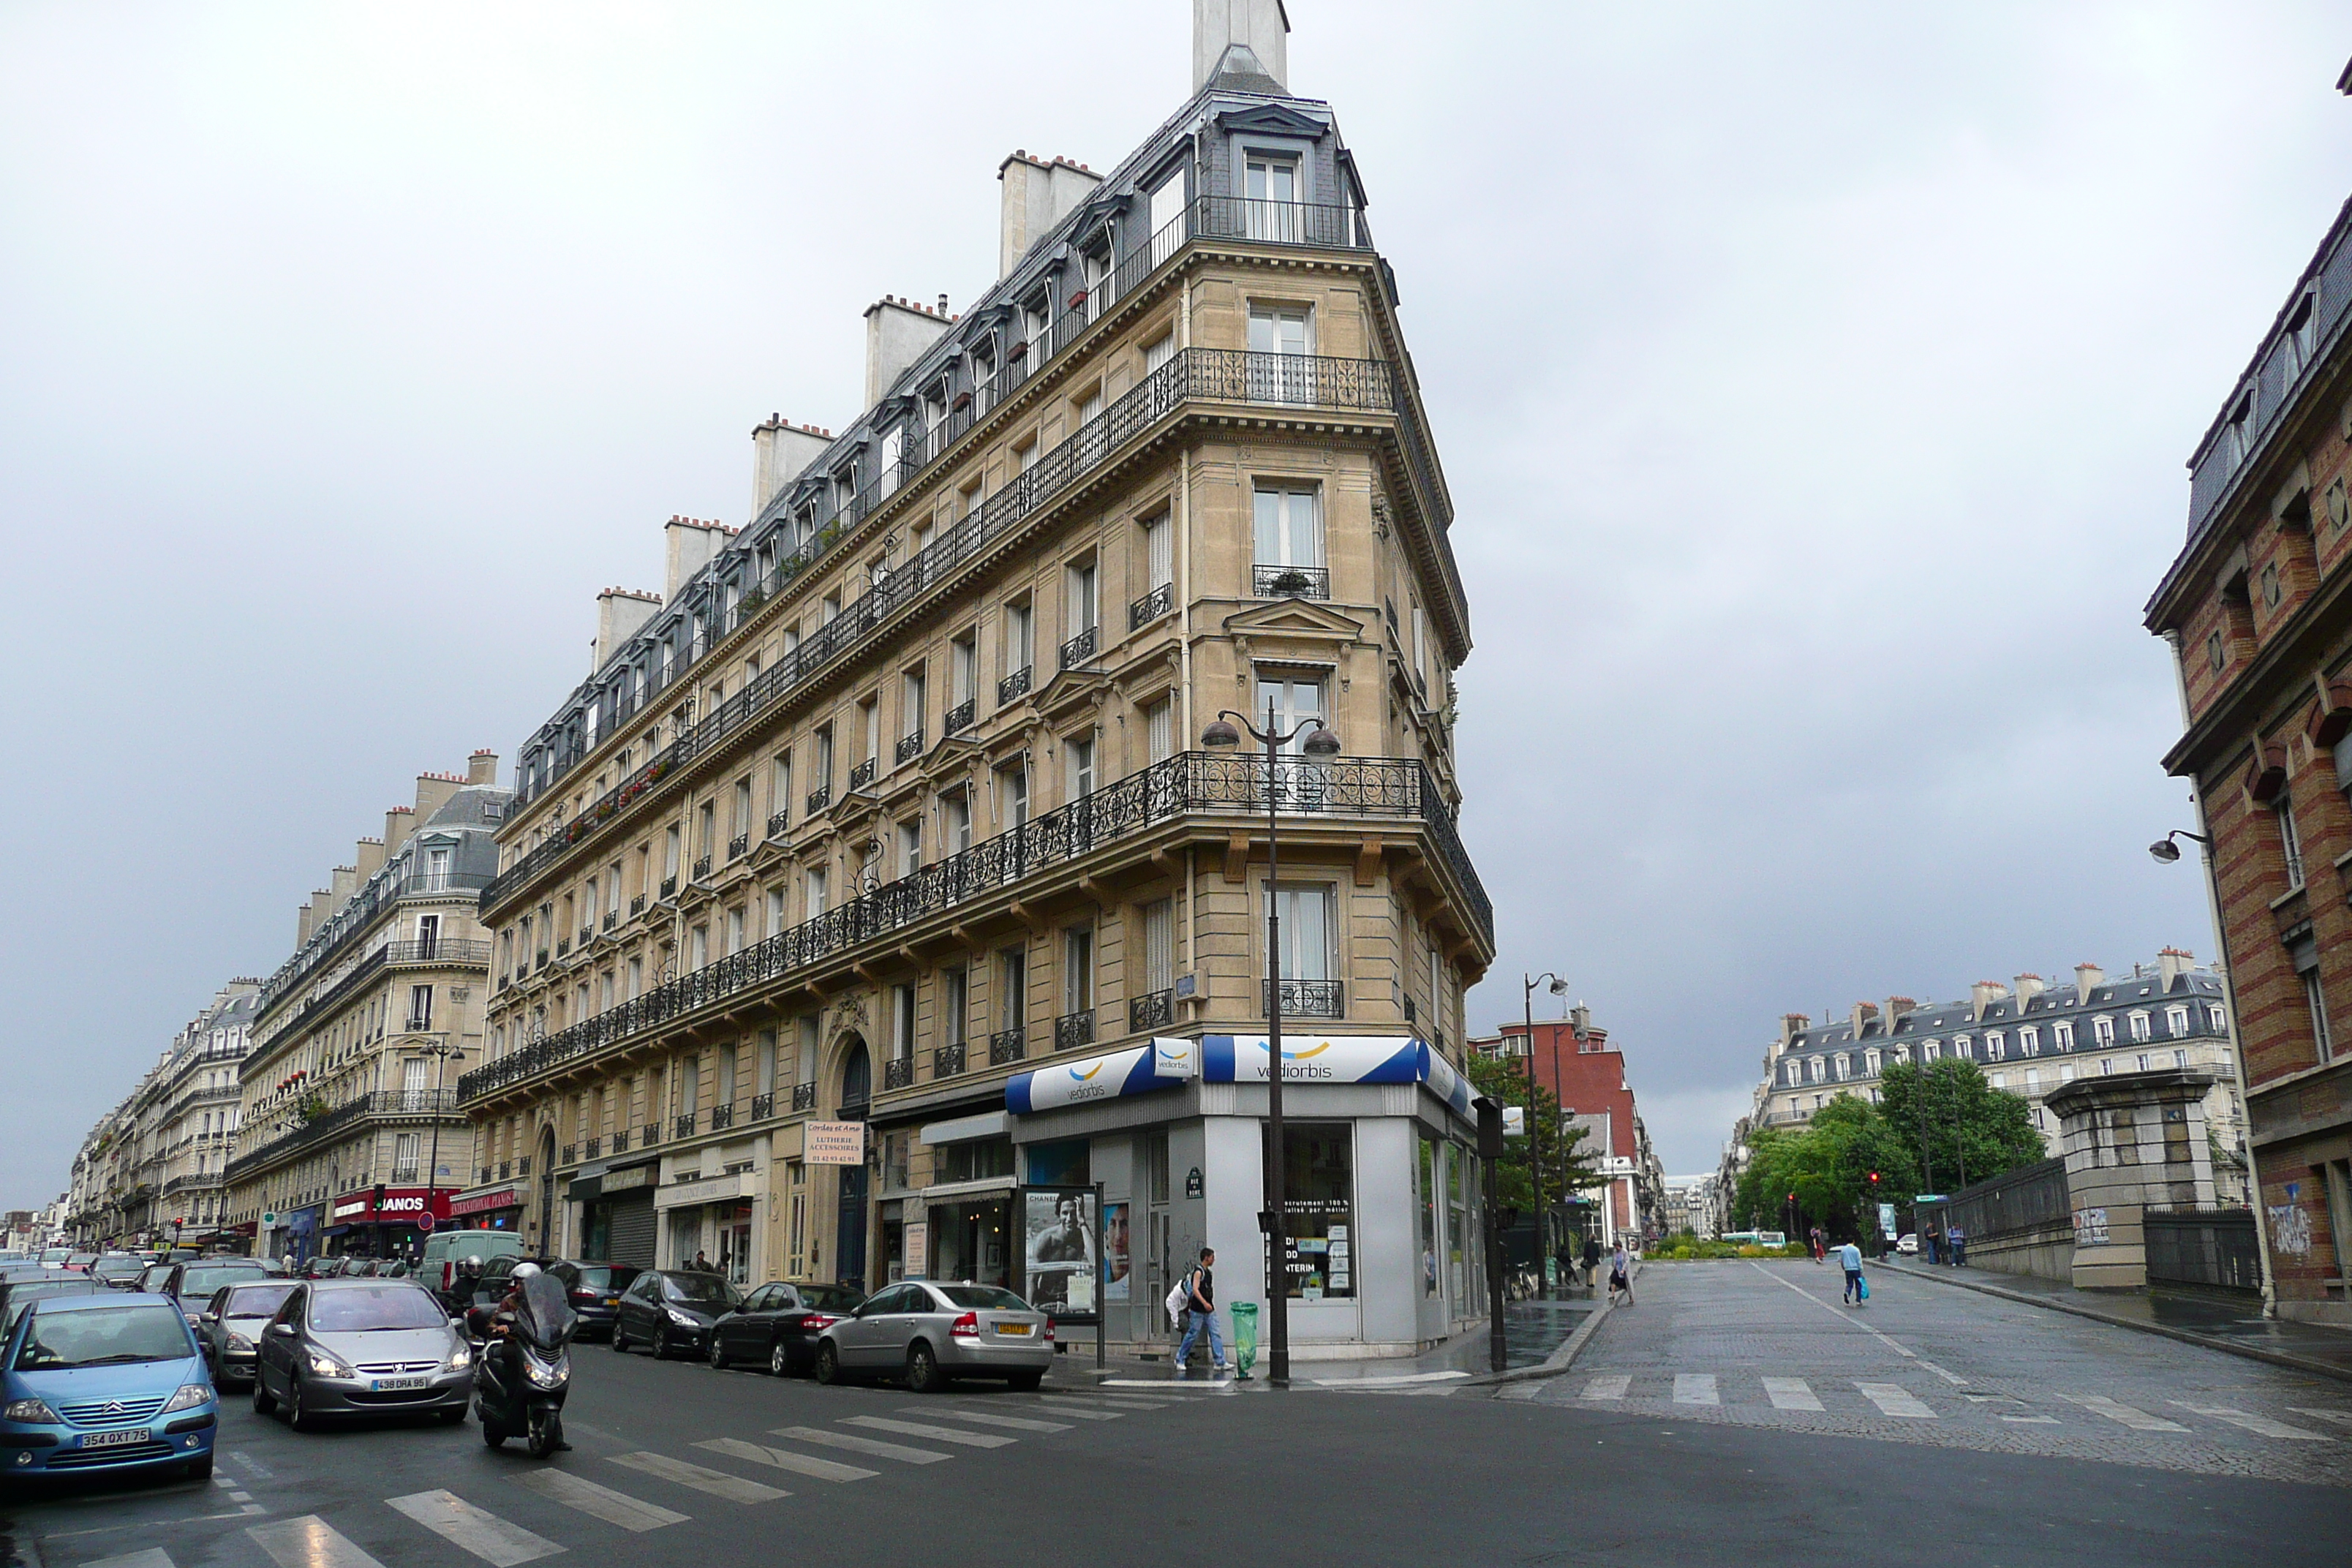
[813,1281,1052,1392]
[250,1278,472,1430]
[194,1279,298,1388]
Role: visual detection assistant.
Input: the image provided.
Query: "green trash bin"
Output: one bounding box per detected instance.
[1229,1301,1259,1380]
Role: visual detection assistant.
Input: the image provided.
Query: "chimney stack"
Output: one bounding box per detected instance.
[1849,1000,1880,1037]
[353,836,386,884]
[864,295,954,407]
[996,153,1103,279]
[1779,1012,1810,1051]
[2156,947,2194,989]
[663,516,731,602]
[750,415,832,518]
[2012,973,2047,1010]
[468,750,500,788]
[1970,979,2010,1022]
[1192,0,1289,92]
[413,770,462,825]
[2074,962,2105,1000]
[1885,998,1916,1031]
[594,588,662,672]
[383,804,415,855]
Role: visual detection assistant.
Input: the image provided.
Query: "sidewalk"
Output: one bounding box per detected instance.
[1882,1256,2352,1384]
[1050,1297,1597,1392]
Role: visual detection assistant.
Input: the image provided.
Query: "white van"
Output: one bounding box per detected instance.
[421,1229,527,1294]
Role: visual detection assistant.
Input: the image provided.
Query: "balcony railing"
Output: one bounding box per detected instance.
[560,1144,576,1166]
[485,342,1421,916]
[557,937,570,957]
[1055,1011,1096,1052]
[933,1042,967,1078]
[750,1092,774,1120]
[1129,582,1174,630]
[1059,625,1098,670]
[609,1129,628,1153]
[222,1090,462,1184]
[896,731,924,765]
[631,893,647,916]
[257,865,496,1017]
[709,1103,734,1131]
[989,1028,1027,1066]
[642,1122,660,1147]
[660,875,678,900]
[728,834,749,862]
[883,1057,915,1090]
[692,854,712,881]
[459,751,1489,1102]
[584,1137,600,1159]
[1130,987,1175,1033]
[675,1112,697,1139]
[943,698,975,737]
[578,924,593,947]
[998,666,1033,705]
[806,786,832,816]
[1254,563,1330,600]
[603,910,618,931]
[791,1082,818,1112]
[848,758,878,793]
[767,810,790,840]
[388,1164,419,1183]
[1268,979,1344,1019]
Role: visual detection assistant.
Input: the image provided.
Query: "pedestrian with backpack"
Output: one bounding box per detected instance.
[1839,1238,1865,1304]
[1172,1247,1226,1378]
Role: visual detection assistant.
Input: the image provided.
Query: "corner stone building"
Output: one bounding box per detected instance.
[2145,186,2352,1325]
[461,9,1496,1357]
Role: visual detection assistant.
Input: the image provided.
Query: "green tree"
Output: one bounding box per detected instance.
[1464,1050,1605,1222]
[1877,1059,2047,1196]
[1731,1099,1917,1243]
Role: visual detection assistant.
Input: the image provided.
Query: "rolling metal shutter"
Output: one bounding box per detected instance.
[606,1191,657,1269]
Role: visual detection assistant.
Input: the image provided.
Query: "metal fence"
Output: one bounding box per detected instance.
[1942,1157,2070,1242]
[2144,1206,2262,1294]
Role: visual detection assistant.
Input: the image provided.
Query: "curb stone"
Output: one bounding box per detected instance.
[1882,1256,2352,1387]
[1466,1260,1640,1388]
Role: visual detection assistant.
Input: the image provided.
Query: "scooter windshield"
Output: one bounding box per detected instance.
[514,1273,578,1352]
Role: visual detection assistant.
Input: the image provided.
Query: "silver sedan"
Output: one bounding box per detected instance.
[815,1281,1053,1392]
[251,1278,472,1429]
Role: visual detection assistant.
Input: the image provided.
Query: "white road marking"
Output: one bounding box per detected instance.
[2288,1407,2352,1430]
[1913,1360,1970,1387]
[1028,1397,1128,1418]
[1309,1371,1472,1388]
[1673,1373,1719,1406]
[1763,1377,1823,1412]
[695,1437,877,1482]
[512,1471,687,1531]
[1580,1375,1631,1401]
[1097,1381,1213,1395]
[82,1550,176,1568]
[1499,1383,1542,1402]
[900,1406,1072,1432]
[2171,1403,2332,1441]
[842,1415,1017,1448]
[247,1517,387,1568]
[1747,1262,1948,1372]
[1063,1390,1177,1405]
[768,1425,953,1464]
[1855,1382,1936,1418]
[2054,1394,2189,1433]
[385,1490,562,1567]
[228,1452,276,1480]
[605,1452,787,1503]
[1999,1414,2061,1425]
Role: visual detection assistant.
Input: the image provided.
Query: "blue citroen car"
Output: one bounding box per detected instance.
[1,1292,217,1486]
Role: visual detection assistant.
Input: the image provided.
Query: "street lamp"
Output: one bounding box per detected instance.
[1204,699,1341,1390]
[1522,972,1568,1296]
[2147,829,2210,864]
[418,1039,465,1256]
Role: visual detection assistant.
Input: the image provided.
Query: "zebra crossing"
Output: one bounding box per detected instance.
[1564,1371,2351,1441]
[66,1390,1177,1568]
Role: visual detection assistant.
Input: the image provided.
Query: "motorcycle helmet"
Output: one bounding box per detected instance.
[512,1262,543,1281]
[461,1254,483,1273]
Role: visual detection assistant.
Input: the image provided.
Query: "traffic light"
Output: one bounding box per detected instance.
[1869,1172,1880,1186]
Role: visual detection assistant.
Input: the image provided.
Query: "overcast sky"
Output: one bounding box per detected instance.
[3,2,2345,1209]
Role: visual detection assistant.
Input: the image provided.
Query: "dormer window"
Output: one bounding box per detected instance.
[2283,292,2316,380]
[2222,392,2253,475]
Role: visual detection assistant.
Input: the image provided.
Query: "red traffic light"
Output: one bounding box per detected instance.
[1869,1172,1880,1184]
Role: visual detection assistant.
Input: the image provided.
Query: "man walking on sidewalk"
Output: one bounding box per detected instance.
[1839,1238,1865,1304]
[1175,1247,1224,1378]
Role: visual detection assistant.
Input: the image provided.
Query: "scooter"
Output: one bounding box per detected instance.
[469,1272,576,1458]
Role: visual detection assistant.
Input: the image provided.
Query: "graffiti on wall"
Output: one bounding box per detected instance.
[2269,1182,2313,1259]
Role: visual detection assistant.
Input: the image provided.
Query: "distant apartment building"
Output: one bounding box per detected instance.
[1741,952,2247,1202]
[220,757,507,1263]
[1470,1007,1664,1245]
[2143,163,2352,1325]
[456,4,1495,1357]
[1662,1175,1721,1240]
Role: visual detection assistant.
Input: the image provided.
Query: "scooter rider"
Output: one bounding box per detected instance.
[447,1252,486,1315]
[481,1262,570,1451]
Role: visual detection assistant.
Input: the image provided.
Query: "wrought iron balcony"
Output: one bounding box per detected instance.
[848,758,877,792]
[556,937,570,957]
[805,786,832,816]
[630,893,647,916]
[728,833,749,861]
[660,875,678,900]
[675,1112,697,1139]
[517,1155,532,1175]
[692,854,712,881]
[750,1092,774,1120]
[1254,563,1330,600]
[560,1144,576,1166]
[896,731,924,765]
[535,949,549,968]
[1059,625,1098,670]
[710,1103,734,1131]
[498,1161,510,1180]
[943,698,974,737]
[1130,987,1175,1033]
[584,1137,600,1159]
[933,1042,966,1078]
[791,1082,818,1112]
[459,753,1491,1105]
[642,1122,660,1146]
[767,810,790,839]
[1403,994,1417,1024]
[1129,582,1173,630]
[608,1129,627,1153]
[603,910,618,931]
[1268,979,1344,1019]
[998,666,1032,706]
[883,1057,915,1090]
[1055,1011,1096,1052]
[990,1028,1027,1066]
[388,1164,419,1183]
[577,924,593,948]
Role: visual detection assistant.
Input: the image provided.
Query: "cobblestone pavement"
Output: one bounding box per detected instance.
[1523,1258,2352,1487]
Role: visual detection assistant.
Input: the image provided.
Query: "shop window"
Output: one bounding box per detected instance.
[1418,1137,1439,1298]
[1273,1123,1354,1300]
[943,1137,1016,1184]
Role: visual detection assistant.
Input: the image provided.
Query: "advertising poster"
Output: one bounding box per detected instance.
[1021,1186,1099,1321]
[804,1121,867,1166]
[1102,1202,1131,1301]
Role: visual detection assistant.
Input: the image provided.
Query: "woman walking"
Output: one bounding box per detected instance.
[1607,1241,1633,1306]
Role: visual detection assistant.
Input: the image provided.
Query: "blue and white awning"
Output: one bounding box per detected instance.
[1008,1033,1471,1117]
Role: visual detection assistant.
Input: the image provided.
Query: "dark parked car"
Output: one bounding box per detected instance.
[251,1278,472,1430]
[0,1275,106,1338]
[707,1282,865,1375]
[471,1259,638,1341]
[193,1280,299,1388]
[163,1260,279,1331]
[89,1256,148,1289]
[610,1270,738,1360]
[134,1264,176,1296]
[298,1257,348,1281]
